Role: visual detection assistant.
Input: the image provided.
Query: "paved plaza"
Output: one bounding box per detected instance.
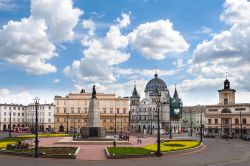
[1,136,250,166]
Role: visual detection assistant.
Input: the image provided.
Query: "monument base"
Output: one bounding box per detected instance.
[80,127,105,138]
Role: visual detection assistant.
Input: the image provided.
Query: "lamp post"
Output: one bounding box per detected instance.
[189,110,193,137]
[150,89,162,157]
[74,116,76,138]
[155,97,162,157]
[66,113,69,134]
[169,110,172,139]
[33,97,40,158]
[9,109,12,138]
[240,110,243,139]
[200,105,203,142]
[114,99,117,136]
[120,116,123,135]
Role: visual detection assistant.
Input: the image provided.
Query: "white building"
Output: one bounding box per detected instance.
[0,103,54,132]
[129,74,182,134]
[0,104,26,131]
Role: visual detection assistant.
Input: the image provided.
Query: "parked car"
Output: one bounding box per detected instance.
[204,134,215,138]
[242,135,250,141]
[221,134,233,139]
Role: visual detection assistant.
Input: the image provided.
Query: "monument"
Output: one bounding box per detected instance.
[80,85,106,138]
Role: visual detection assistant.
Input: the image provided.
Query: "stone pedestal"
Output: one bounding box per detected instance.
[81,127,105,138]
[80,98,106,138]
[87,99,101,127]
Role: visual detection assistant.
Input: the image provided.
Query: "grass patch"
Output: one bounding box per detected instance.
[16,133,72,138]
[144,140,201,152]
[107,147,152,155]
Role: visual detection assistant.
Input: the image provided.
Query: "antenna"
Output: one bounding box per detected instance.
[134,80,136,88]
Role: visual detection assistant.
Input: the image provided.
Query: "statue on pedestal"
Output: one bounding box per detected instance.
[92,85,96,99]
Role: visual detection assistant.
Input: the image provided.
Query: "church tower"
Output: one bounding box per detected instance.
[218,78,236,105]
[130,81,140,106]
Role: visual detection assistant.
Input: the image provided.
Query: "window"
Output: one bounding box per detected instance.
[64,118,67,122]
[110,108,113,114]
[103,108,106,114]
[4,112,6,116]
[71,108,74,114]
[57,118,59,122]
[84,108,87,113]
[208,119,211,124]
[13,112,16,116]
[64,108,67,113]
[243,118,247,125]
[48,118,51,122]
[22,113,24,116]
[215,119,218,124]
[49,105,51,110]
[224,98,228,105]
[18,113,20,116]
[117,108,119,114]
[235,118,239,124]
[56,107,59,113]
[48,112,51,116]
[77,108,81,113]
[78,118,81,122]
[123,108,126,114]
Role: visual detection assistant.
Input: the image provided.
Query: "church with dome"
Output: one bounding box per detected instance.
[129,74,183,134]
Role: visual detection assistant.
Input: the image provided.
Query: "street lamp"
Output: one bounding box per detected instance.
[240,110,243,139]
[66,113,69,134]
[150,89,162,157]
[200,105,203,142]
[9,109,12,138]
[33,97,40,158]
[169,109,172,139]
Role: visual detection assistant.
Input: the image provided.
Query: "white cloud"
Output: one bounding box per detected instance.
[187,0,250,105]
[31,0,83,42]
[0,0,83,75]
[0,91,34,105]
[53,79,60,84]
[82,19,96,36]
[194,26,213,34]
[220,0,250,25]
[0,88,10,96]
[116,13,131,28]
[129,19,189,60]
[0,18,57,75]
[65,13,130,83]
[172,59,185,68]
[114,68,177,79]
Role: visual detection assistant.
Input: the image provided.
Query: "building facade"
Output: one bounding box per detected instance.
[205,78,250,137]
[129,74,183,134]
[0,103,54,132]
[182,106,205,133]
[54,92,129,134]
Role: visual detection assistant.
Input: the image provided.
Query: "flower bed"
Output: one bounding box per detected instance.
[0,147,78,159]
[17,133,72,138]
[144,140,201,152]
[0,138,26,149]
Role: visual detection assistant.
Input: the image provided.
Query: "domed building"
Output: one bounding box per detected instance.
[129,74,183,134]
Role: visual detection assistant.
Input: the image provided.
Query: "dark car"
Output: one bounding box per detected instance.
[242,135,250,141]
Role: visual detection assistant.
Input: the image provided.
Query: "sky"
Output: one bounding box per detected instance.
[0,0,250,106]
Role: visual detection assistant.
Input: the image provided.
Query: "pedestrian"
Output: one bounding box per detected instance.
[137,137,140,144]
[128,135,130,142]
[113,140,116,147]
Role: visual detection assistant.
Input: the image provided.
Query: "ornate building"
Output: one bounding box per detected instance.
[129,74,183,134]
[54,91,129,133]
[205,78,250,137]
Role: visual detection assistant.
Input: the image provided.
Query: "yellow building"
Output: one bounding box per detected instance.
[54,91,129,134]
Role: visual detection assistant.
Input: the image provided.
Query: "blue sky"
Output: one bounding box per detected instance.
[0,0,250,105]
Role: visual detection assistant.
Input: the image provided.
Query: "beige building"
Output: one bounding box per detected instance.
[205,78,250,137]
[54,91,129,134]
